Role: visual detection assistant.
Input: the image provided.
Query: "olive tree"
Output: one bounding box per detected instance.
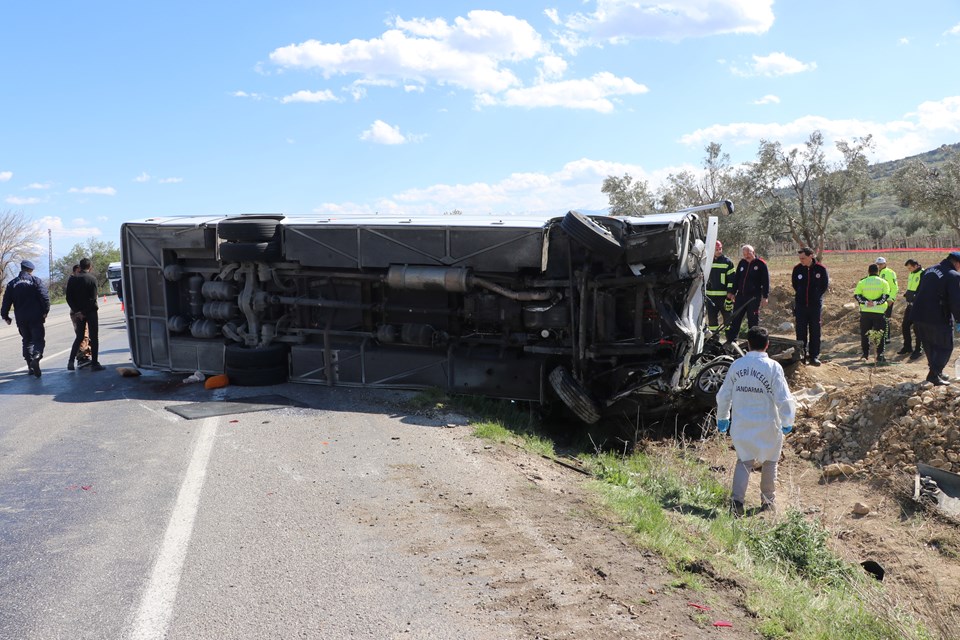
[892,149,960,241]
[745,131,873,257]
[601,174,657,216]
[0,209,42,292]
[48,238,121,299]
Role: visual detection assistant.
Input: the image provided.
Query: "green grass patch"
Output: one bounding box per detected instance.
[405,388,555,457]
[584,445,931,640]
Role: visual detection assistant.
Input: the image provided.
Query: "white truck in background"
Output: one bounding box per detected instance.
[107,261,122,300]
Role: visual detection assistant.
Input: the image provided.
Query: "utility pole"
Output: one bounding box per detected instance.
[48,229,53,277]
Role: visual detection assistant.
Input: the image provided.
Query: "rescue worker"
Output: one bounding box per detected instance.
[854,263,891,363]
[715,326,796,516]
[897,259,924,360]
[791,247,829,366]
[706,240,735,332]
[1,260,51,377]
[875,257,899,342]
[911,251,960,386]
[725,244,769,343]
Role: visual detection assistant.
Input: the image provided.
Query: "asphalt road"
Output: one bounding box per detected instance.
[0,299,519,640]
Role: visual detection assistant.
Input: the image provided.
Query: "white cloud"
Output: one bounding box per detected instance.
[562,0,774,44]
[134,172,151,183]
[314,157,674,217]
[159,177,183,184]
[269,10,543,93]
[68,186,117,196]
[946,23,960,36]
[544,8,560,25]
[679,95,960,163]
[97,216,108,222]
[0,171,12,182]
[753,94,780,105]
[281,89,340,103]
[538,55,568,81]
[5,196,43,205]
[73,217,91,226]
[26,182,51,190]
[360,120,409,145]
[898,37,910,45]
[732,52,816,77]
[480,72,648,113]
[38,216,102,238]
[233,90,265,100]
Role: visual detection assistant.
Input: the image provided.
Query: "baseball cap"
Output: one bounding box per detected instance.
[715,240,722,251]
[875,256,886,264]
[20,260,35,271]
[948,251,960,263]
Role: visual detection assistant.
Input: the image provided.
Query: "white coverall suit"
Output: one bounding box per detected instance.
[716,350,797,507]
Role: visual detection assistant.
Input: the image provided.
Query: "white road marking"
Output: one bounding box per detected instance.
[128,417,218,640]
[10,347,72,373]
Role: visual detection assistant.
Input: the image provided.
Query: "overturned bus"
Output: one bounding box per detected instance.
[119,201,799,423]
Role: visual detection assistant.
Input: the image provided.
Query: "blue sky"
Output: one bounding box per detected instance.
[2,1,960,273]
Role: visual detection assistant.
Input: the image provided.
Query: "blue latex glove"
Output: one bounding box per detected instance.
[717,419,730,434]
[782,425,793,435]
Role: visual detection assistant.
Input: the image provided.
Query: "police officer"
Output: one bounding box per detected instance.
[875,257,899,342]
[791,247,829,366]
[854,263,891,363]
[725,244,770,343]
[706,240,735,332]
[897,259,924,360]
[1,260,51,377]
[911,251,960,386]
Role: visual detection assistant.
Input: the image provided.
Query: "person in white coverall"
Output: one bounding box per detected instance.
[715,326,797,515]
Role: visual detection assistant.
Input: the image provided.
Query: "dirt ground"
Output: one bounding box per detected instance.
[407,251,960,638]
[731,251,960,635]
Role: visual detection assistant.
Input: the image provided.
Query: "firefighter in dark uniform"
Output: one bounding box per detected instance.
[706,240,735,332]
[725,244,770,343]
[911,251,960,386]
[791,247,829,366]
[897,258,924,360]
[1,260,51,377]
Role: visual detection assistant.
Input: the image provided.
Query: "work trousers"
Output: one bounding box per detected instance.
[706,295,731,331]
[859,313,887,357]
[69,311,92,359]
[69,310,100,365]
[915,321,953,377]
[732,459,778,507]
[883,300,895,342]
[794,302,822,359]
[16,319,45,363]
[725,296,761,342]
[901,303,921,352]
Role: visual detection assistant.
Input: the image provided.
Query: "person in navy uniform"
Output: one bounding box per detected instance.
[725,244,770,343]
[1,260,50,377]
[791,247,829,366]
[911,251,960,386]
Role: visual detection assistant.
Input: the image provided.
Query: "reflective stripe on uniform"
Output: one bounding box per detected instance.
[854,275,890,313]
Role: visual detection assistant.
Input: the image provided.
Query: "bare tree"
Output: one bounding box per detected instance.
[745,131,873,257]
[0,210,42,292]
[892,149,960,240]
